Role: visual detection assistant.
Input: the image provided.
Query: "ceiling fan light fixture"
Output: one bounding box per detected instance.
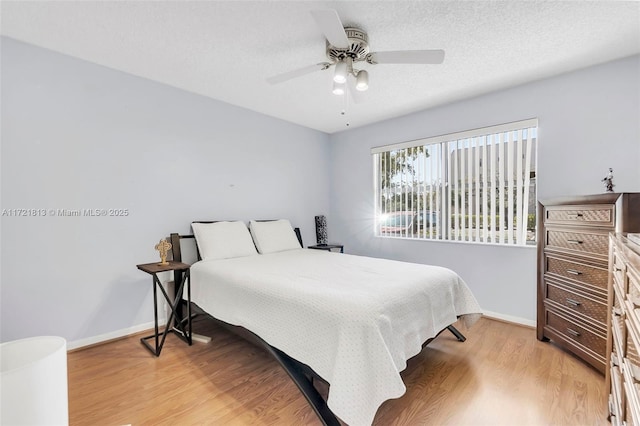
[333,60,348,84]
[355,70,369,91]
[332,81,345,95]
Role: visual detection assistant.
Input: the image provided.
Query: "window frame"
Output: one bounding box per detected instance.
[372,118,538,246]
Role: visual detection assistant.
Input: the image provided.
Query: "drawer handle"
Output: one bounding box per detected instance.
[567,240,583,244]
[566,269,583,275]
[566,298,581,307]
[567,213,584,219]
[613,307,623,316]
[566,328,581,337]
[615,267,622,272]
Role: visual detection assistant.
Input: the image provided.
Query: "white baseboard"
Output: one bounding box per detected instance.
[67,319,165,351]
[67,310,533,351]
[191,333,212,344]
[481,310,536,328]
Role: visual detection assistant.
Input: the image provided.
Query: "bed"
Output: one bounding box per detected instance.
[170,220,482,426]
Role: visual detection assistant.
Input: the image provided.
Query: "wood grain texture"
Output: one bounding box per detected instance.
[67,316,608,425]
[538,194,640,373]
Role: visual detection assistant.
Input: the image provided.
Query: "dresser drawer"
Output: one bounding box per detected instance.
[613,283,625,319]
[625,318,640,375]
[626,387,637,426]
[629,268,640,306]
[627,275,640,309]
[609,394,621,426]
[545,229,609,261]
[545,254,608,292]
[613,314,625,363]
[623,357,640,425]
[546,281,607,325]
[546,309,606,356]
[613,250,628,293]
[611,355,624,421]
[544,204,614,227]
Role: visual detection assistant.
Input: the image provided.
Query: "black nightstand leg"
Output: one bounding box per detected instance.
[141,274,164,356]
[168,271,192,345]
[187,270,192,344]
[153,276,160,352]
[158,279,179,349]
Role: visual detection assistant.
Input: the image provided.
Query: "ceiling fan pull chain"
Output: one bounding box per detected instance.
[342,87,350,127]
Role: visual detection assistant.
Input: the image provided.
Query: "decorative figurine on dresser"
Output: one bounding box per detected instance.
[536,193,640,375]
[602,168,615,193]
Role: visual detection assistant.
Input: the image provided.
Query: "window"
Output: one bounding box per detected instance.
[372,119,538,245]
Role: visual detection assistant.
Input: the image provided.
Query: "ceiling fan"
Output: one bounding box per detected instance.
[266,9,445,97]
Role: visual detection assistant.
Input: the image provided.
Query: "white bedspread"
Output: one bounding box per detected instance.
[190,249,482,426]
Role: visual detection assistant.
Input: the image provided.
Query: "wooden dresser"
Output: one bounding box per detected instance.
[607,233,640,425]
[537,193,640,373]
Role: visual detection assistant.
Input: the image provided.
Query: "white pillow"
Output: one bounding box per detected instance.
[249,220,301,254]
[192,221,257,260]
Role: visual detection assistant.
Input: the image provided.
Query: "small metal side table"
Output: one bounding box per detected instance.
[308,244,344,253]
[136,260,192,356]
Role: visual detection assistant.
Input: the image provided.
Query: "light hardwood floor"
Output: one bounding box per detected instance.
[68,316,608,425]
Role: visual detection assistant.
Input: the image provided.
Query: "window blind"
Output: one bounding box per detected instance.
[372,118,538,245]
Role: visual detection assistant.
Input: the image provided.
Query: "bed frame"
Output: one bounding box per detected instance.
[168,226,466,426]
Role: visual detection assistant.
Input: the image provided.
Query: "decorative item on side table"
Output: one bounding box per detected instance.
[308,243,344,253]
[155,238,172,265]
[602,168,614,192]
[312,215,342,252]
[137,239,192,356]
[315,215,328,245]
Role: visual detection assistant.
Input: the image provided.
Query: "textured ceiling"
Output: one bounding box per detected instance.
[2,1,639,134]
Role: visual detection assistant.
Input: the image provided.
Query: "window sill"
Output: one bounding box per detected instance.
[373,235,537,249]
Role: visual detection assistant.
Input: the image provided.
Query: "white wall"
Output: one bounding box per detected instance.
[2,37,637,346]
[328,55,640,325]
[0,37,331,346]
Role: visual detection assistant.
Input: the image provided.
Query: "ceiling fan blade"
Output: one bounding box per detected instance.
[266,62,330,85]
[310,9,350,48]
[368,49,445,64]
